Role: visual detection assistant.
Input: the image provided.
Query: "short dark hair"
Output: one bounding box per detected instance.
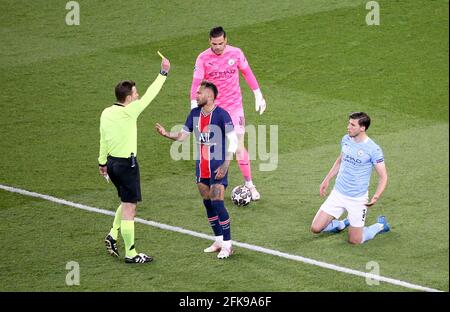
[200,81,218,99]
[210,26,226,38]
[115,80,136,103]
[349,112,371,130]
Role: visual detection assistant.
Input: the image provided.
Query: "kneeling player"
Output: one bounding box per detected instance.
[156,81,238,258]
[311,112,390,244]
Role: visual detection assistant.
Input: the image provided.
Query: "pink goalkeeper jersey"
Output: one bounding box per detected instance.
[192,45,250,112]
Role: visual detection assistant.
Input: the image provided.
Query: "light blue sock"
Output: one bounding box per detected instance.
[362,223,384,243]
[322,220,346,233]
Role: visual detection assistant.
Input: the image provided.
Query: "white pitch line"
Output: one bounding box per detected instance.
[0,184,443,292]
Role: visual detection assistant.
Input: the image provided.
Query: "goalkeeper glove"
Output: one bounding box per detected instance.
[253,89,266,115]
[190,100,198,110]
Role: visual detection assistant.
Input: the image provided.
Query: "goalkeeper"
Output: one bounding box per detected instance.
[190,26,266,201]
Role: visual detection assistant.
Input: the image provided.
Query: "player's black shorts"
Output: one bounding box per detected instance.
[107,156,142,203]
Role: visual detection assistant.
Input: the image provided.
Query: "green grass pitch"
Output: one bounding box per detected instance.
[0,0,448,292]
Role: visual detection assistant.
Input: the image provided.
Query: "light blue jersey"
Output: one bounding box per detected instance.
[334,135,384,197]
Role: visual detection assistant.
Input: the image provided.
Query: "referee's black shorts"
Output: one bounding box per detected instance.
[106,156,142,203]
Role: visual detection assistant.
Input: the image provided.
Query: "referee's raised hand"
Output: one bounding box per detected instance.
[161,57,170,74]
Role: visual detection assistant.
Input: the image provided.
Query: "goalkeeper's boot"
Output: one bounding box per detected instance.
[217,247,233,259]
[377,216,391,233]
[125,253,153,264]
[249,185,260,201]
[105,234,119,257]
[204,242,222,253]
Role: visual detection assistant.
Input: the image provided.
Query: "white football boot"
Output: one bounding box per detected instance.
[204,242,222,253]
[217,247,234,259]
[248,185,261,201]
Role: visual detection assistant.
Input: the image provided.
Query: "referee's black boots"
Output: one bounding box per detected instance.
[105,234,119,257]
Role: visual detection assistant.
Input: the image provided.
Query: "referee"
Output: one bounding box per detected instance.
[99,57,170,264]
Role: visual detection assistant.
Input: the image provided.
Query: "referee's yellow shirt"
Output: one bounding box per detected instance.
[98,74,167,165]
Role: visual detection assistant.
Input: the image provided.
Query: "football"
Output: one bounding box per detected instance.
[230,185,252,206]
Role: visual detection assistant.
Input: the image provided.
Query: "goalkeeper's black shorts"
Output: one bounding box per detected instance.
[107,155,142,203]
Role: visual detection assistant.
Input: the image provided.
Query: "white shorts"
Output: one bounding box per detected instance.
[319,189,369,227]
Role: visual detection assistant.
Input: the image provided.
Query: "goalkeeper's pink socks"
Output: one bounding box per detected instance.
[237,149,252,182]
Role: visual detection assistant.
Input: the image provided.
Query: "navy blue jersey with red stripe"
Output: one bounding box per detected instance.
[183,106,234,179]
